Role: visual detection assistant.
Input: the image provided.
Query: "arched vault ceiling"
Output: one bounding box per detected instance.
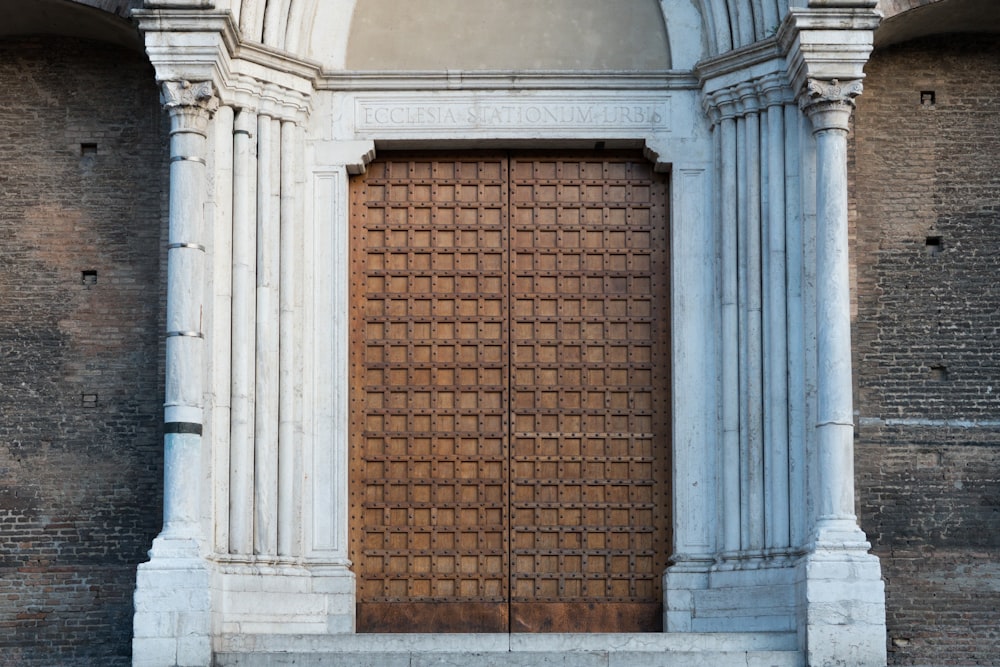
[876,0,1000,47]
[0,0,141,50]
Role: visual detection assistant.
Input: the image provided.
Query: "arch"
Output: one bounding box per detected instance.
[0,0,143,51]
[659,0,710,70]
[219,0,321,54]
[875,0,1000,48]
[696,0,789,54]
[338,0,672,71]
[154,0,713,68]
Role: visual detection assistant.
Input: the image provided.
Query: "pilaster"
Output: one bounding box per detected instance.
[663,63,802,634]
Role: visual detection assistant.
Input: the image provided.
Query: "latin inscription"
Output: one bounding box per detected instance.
[354,98,670,133]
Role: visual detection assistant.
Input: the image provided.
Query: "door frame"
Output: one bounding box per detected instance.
[346,151,673,633]
[303,79,718,636]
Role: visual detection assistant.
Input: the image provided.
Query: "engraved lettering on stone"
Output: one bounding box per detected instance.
[356,99,668,132]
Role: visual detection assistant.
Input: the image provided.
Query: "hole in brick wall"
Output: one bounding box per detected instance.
[930,365,949,382]
[925,236,942,256]
[80,143,98,156]
[81,393,98,408]
[81,270,98,286]
[920,90,935,106]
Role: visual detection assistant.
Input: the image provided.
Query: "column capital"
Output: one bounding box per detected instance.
[799,77,863,133]
[161,80,220,116]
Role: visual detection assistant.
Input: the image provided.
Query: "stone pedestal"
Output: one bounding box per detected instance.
[133,553,212,667]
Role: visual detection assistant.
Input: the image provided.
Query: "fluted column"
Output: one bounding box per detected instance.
[799,78,869,548]
[159,80,219,548]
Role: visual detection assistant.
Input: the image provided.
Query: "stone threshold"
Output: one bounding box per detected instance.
[214,632,802,667]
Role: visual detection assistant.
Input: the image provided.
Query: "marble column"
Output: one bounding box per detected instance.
[799,78,869,548]
[133,79,218,667]
[159,79,219,549]
[796,76,886,667]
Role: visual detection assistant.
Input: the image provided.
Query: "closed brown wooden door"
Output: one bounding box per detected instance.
[350,153,670,634]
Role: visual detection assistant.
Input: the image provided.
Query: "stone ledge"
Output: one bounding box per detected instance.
[215,631,798,654]
[215,648,802,667]
[214,632,804,667]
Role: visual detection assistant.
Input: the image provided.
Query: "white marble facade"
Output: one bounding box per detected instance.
[131,1,887,666]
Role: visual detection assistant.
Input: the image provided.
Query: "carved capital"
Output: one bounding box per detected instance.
[799,78,863,132]
[802,77,864,107]
[161,80,220,115]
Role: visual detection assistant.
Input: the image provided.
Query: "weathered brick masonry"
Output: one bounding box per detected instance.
[0,38,168,667]
[851,35,1000,666]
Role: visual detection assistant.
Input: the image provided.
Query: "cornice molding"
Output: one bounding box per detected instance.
[134,9,319,122]
[698,5,879,126]
[315,70,698,92]
[696,38,784,87]
[701,71,795,127]
[778,6,882,101]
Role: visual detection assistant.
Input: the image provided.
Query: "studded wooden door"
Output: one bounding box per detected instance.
[349,153,670,634]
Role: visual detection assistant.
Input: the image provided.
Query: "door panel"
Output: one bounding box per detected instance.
[350,156,510,632]
[507,156,670,633]
[350,153,670,634]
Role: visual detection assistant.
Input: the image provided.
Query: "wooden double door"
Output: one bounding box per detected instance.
[349,152,671,633]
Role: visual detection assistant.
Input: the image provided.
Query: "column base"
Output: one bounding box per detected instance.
[213,560,356,640]
[664,554,799,633]
[133,537,212,667]
[796,541,886,667]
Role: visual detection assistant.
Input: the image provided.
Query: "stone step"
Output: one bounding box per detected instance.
[216,650,802,667]
[214,633,803,667]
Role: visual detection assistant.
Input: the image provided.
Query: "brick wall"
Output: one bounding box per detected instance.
[0,37,168,667]
[851,35,1000,665]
